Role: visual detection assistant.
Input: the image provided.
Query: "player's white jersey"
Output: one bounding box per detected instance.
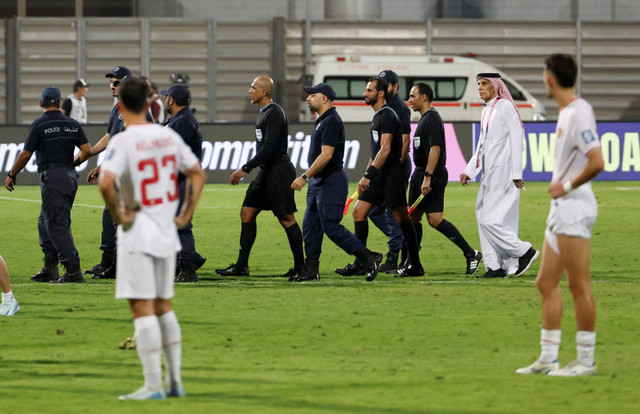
[547,97,601,233]
[101,123,200,258]
[552,98,600,187]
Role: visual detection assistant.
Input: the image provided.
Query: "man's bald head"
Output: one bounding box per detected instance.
[249,75,275,107]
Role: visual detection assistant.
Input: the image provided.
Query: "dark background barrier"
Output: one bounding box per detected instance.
[1,121,638,186]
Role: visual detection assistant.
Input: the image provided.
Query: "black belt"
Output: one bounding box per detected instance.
[38,163,73,173]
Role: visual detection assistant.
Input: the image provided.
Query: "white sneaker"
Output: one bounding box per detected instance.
[515,359,559,375]
[118,386,166,400]
[0,299,20,316]
[548,360,596,377]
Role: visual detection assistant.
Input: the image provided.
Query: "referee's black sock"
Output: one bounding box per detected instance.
[400,221,422,267]
[237,222,257,267]
[354,220,369,245]
[285,222,305,270]
[435,219,475,257]
[414,221,423,247]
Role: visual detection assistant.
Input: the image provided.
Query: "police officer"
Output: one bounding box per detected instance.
[162,84,207,282]
[290,83,382,282]
[407,83,483,274]
[79,66,152,280]
[216,76,304,277]
[352,77,423,280]
[5,87,91,283]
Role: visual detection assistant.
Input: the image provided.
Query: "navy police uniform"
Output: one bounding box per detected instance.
[24,111,88,268]
[408,108,448,212]
[167,106,203,265]
[358,105,407,208]
[241,102,297,216]
[303,107,365,260]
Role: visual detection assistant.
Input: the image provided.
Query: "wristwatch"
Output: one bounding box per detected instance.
[302,173,309,182]
[424,171,432,178]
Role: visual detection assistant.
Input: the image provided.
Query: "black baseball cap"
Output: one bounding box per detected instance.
[41,86,61,106]
[378,70,399,85]
[304,83,337,101]
[105,66,133,79]
[161,84,191,106]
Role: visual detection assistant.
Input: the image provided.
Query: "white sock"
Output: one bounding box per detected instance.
[540,328,561,363]
[159,310,182,386]
[576,331,596,367]
[134,315,163,390]
[2,291,15,302]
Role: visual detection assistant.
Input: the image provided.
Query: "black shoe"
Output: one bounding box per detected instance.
[477,268,507,279]
[84,263,105,275]
[194,254,207,271]
[397,264,425,277]
[282,268,298,278]
[215,263,249,276]
[31,265,59,282]
[364,252,383,282]
[176,261,198,282]
[51,264,86,283]
[378,250,400,274]
[92,263,116,279]
[334,260,366,276]
[465,250,483,275]
[290,269,320,282]
[515,247,540,277]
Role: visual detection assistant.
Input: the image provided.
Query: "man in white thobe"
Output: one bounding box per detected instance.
[460,73,538,278]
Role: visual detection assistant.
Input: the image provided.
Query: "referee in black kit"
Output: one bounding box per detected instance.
[290,83,382,282]
[216,76,305,277]
[353,77,423,280]
[5,87,91,283]
[407,83,482,274]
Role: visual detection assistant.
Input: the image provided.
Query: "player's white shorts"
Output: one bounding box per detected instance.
[545,194,597,254]
[115,249,176,300]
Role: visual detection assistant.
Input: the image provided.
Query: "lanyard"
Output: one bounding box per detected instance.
[480,97,500,137]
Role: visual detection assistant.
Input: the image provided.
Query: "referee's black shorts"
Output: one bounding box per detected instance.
[243,160,297,217]
[359,162,407,209]
[408,167,448,214]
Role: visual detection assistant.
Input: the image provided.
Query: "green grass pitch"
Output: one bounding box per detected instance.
[1,181,639,413]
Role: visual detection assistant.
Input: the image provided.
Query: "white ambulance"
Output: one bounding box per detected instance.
[300,54,546,122]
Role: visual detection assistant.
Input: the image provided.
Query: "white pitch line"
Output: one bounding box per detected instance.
[0,196,103,209]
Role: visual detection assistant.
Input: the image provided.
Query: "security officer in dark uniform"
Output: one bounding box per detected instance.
[80,66,152,279]
[162,84,207,282]
[290,83,382,282]
[216,75,304,277]
[407,83,483,274]
[352,77,423,280]
[5,87,91,283]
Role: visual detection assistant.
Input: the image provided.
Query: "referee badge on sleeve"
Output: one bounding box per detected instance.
[255,129,263,142]
[414,135,421,149]
[372,130,379,144]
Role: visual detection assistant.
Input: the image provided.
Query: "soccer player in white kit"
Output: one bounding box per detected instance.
[516,54,604,376]
[98,79,206,399]
[461,73,539,278]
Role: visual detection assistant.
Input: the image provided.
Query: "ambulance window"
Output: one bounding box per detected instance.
[397,77,408,100]
[503,79,525,101]
[328,79,349,98]
[410,77,467,101]
[349,79,368,97]
[324,76,370,99]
